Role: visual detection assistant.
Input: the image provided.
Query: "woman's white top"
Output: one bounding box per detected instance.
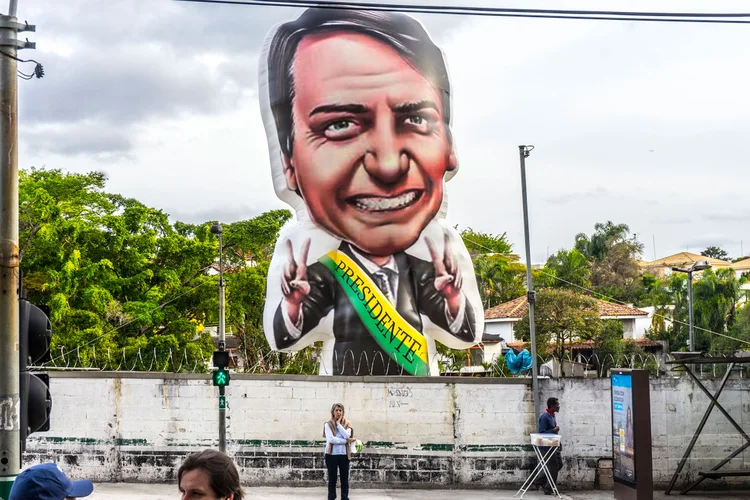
[324,423,351,455]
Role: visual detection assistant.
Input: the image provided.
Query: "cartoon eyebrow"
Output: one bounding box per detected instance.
[309,103,369,116]
[392,100,439,113]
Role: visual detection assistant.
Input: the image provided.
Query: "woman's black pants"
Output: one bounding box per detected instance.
[325,453,350,500]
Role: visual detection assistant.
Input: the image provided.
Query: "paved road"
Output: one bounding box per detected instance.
[88,484,750,500]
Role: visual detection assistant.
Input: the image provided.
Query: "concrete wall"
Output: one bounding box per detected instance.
[23,372,750,490]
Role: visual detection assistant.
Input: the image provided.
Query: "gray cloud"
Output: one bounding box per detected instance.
[543,185,610,204]
[22,122,135,160]
[703,212,750,223]
[20,47,247,125]
[652,217,694,225]
[22,0,467,158]
[681,237,741,253]
[167,204,275,225]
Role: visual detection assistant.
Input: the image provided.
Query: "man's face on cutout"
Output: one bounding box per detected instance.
[284,32,455,257]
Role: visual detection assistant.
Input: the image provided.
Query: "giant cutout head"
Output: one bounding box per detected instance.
[260,8,483,376]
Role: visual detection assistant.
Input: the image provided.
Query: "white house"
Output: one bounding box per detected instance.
[483,294,649,343]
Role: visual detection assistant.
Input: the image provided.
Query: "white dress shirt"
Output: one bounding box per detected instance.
[324,422,351,455]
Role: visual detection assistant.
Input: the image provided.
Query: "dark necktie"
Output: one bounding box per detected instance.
[373,269,396,305]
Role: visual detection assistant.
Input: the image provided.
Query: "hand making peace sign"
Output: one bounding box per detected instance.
[281,238,312,310]
[425,231,463,317]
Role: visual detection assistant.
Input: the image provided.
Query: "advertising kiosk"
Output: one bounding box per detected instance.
[611,369,653,500]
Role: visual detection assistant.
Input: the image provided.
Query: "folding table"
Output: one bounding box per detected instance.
[515,433,562,499]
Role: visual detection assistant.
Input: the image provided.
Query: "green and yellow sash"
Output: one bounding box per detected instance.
[319,250,430,376]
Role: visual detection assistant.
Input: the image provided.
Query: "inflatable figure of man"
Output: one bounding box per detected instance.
[259,8,483,375]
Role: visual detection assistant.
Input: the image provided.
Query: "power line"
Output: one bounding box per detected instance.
[463,235,750,347]
[0,49,44,80]
[174,0,750,24]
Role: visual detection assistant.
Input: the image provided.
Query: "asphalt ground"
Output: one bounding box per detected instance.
[87,484,750,500]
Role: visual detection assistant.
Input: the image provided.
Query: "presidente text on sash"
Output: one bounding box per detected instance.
[319,250,430,376]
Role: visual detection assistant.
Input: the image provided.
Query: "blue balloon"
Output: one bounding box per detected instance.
[505,349,533,374]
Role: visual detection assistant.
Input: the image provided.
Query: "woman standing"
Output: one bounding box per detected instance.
[324,403,356,500]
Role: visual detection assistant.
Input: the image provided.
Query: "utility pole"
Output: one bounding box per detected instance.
[687,271,694,352]
[210,224,227,453]
[671,261,710,353]
[0,1,35,497]
[518,145,540,421]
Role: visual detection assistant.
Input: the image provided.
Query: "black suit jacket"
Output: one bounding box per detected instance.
[273,243,475,375]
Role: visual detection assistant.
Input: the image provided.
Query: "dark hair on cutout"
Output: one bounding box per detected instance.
[178,449,244,500]
[266,7,452,158]
[547,397,559,409]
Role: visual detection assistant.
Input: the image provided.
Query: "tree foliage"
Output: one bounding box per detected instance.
[514,289,602,375]
[701,246,730,261]
[643,269,747,354]
[460,228,526,308]
[723,304,750,354]
[574,221,643,302]
[19,167,291,371]
[545,248,591,290]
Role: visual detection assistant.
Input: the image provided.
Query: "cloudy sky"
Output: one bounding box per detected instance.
[16,0,750,264]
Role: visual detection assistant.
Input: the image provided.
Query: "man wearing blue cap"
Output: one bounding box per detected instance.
[9,463,94,500]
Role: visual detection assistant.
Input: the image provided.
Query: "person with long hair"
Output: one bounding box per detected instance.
[324,403,357,500]
[178,449,244,500]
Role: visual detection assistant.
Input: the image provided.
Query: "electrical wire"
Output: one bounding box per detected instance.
[462,235,750,347]
[174,0,750,24]
[0,49,44,79]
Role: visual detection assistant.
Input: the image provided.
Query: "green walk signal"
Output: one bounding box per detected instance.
[212,368,230,387]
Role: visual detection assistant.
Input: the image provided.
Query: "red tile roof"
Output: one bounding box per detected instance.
[485,295,647,320]
[507,338,664,350]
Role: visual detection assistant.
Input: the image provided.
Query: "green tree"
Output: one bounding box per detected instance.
[644,269,746,354]
[514,289,602,376]
[545,248,591,290]
[574,221,644,302]
[693,268,742,354]
[701,246,730,261]
[19,167,291,371]
[718,304,750,354]
[460,228,526,307]
[644,274,689,352]
[574,221,632,261]
[20,168,221,370]
[220,212,293,370]
[594,320,626,376]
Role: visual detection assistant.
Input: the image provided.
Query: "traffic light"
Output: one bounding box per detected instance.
[212,368,230,387]
[212,350,230,387]
[19,298,52,452]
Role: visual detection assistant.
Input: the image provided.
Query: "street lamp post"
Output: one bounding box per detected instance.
[210,223,227,453]
[518,145,540,421]
[671,260,711,352]
[210,224,225,350]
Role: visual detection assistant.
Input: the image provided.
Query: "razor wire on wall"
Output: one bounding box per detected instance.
[31,345,747,379]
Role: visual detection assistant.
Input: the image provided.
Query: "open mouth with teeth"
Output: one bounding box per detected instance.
[348,190,423,213]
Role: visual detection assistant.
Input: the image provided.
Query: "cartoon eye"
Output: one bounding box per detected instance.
[403,115,433,133]
[325,120,360,140]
